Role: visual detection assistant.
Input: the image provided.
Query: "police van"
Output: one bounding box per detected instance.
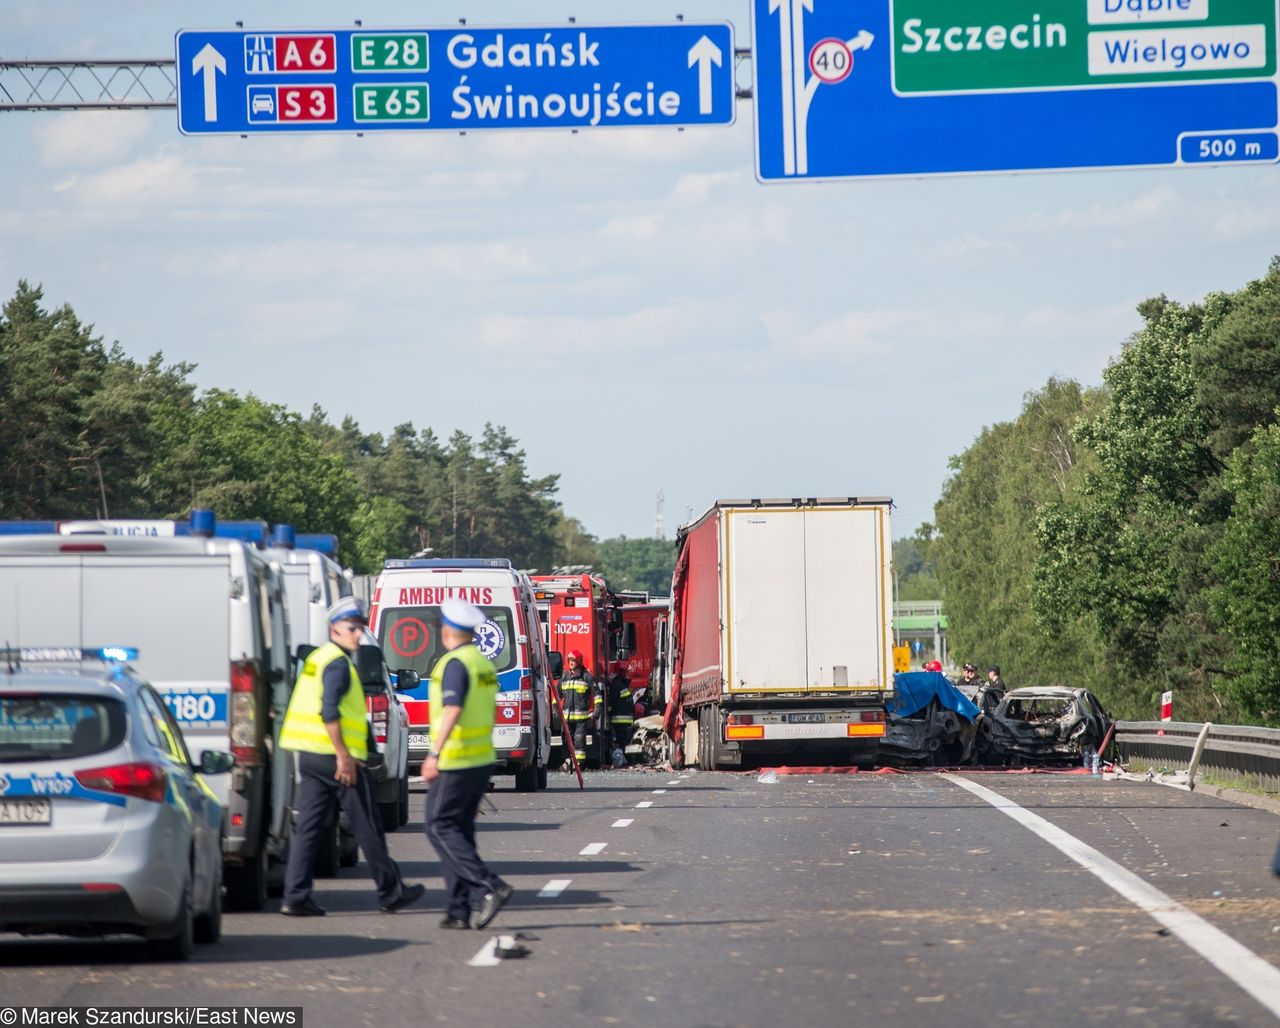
[0,512,295,910]
[370,558,553,791]
[262,527,410,832]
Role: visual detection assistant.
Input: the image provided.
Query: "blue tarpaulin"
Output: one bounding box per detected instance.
[890,671,980,720]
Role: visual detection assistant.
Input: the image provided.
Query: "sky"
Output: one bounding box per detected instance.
[3,1,1278,544]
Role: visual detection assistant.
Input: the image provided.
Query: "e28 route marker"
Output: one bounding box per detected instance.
[753,0,1279,180]
[176,23,735,135]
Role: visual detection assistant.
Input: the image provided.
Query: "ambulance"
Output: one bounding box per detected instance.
[369,558,553,791]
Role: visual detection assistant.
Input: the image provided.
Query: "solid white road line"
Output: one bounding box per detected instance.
[652,789,667,794]
[537,879,571,898]
[468,938,501,967]
[944,774,1280,1019]
[636,801,653,808]
[612,818,634,828]
[580,842,607,855]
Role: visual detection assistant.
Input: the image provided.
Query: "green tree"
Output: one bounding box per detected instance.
[1034,291,1240,720]
[597,536,676,595]
[893,527,940,602]
[180,390,363,551]
[936,377,1106,694]
[1208,417,1280,723]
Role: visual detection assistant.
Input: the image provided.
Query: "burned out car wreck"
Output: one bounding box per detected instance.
[987,687,1112,765]
[879,671,982,767]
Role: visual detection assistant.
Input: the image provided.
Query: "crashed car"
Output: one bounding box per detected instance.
[987,687,1112,765]
[626,714,670,767]
[879,671,981,766]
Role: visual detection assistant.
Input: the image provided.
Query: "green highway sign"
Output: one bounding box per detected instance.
[892,0,1276,93]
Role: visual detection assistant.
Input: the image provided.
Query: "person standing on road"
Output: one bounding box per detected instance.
[605,662,633,768]
[279,597,425,917]
[423,597,514,931]
[986,666,1006,693]
[559,650,598,766]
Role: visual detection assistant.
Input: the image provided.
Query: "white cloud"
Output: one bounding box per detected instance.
[36,112,153,168]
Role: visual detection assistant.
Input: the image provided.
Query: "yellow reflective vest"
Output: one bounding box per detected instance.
[429,643,498,771]
[280,641,368,760]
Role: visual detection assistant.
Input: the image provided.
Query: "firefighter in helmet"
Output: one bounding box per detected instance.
[559,650,599,766]
[605,661,634,768]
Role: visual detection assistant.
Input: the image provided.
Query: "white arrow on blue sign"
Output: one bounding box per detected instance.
[752,0,1279,181]
[176,24,735,135]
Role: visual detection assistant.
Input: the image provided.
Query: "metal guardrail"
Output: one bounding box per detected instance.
[1115,720,1280,792]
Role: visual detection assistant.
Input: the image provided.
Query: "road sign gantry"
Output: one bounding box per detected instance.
[752,0,1279,180]
[175,24,736,134]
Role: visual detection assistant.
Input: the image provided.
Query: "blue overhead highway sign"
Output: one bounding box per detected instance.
[752,0,1278,181]
[175,24,735,135]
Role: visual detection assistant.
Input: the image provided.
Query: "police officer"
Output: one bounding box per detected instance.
[424,597,514,930]
[279,597,424,917]
[559,650,599,766]
[605,662,633,768]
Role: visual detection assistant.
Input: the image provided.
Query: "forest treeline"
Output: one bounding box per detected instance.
[898,258,1280,725]
[0,282,674,590]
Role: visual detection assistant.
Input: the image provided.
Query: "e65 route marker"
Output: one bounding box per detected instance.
[176,23,735,135]
[753,0,1279,180]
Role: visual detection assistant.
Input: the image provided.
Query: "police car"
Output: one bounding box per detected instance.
[0,648,232,959]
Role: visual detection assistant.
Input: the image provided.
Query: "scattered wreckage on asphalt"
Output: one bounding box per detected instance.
[623,675,1114,770]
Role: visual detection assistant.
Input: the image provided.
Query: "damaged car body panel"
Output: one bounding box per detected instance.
[988,687,1112,765]
[879,672,982,766]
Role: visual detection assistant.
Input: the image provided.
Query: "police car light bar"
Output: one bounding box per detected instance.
[0,646,139,664]
[295,533,338,557]
[383,557,513,570]
[0,521,59,535]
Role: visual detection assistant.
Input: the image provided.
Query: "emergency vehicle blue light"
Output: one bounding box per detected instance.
[270,524,296,549]
[176,518,267,545]
[296,533,337,556]
[383,558,512,570]
[95,646,139,662]
[0,521,59,535]
[0,647,139,663]
[188,509,216,538]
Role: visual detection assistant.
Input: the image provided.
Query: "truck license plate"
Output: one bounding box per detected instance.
[408,733,431,748]
[0,798,51,825]
[787,713,825,724]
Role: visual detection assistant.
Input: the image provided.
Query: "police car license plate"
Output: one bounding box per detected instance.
[0,798,51,825]
[787,713,826,724]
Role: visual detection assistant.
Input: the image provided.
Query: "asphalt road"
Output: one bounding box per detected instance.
[3,768,1280,1026]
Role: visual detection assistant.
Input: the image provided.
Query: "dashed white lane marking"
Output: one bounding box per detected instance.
[468,938,502,967]
[667,780,681,786]
[652,789,667,794]
[538,879,571,898]
[612,818,634,828]
[580,842,607,856]
[636,801,653,808]
[944,773,1280,1019]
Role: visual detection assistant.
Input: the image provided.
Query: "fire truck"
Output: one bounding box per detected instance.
[531,572,624,768]
[613,593,669,720]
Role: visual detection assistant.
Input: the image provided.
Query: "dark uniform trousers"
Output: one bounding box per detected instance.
[284,750,401,906]
[425,764,502,921]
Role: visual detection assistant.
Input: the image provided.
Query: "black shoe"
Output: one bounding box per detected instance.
[280,898,326,917]
[439,915,471,930]
[380,882,425,913]
[475,881,514,929]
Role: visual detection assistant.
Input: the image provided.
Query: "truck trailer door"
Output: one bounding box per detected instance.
[803,508,887,689]
[725,509,807,690]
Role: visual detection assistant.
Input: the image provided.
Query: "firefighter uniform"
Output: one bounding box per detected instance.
[423,598,513,929]
[559,652,599,764]
[606,664,634,765]
[280,598,422,916]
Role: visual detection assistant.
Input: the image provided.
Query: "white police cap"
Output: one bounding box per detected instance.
[327,596,368,624]
[440,597,485,632]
